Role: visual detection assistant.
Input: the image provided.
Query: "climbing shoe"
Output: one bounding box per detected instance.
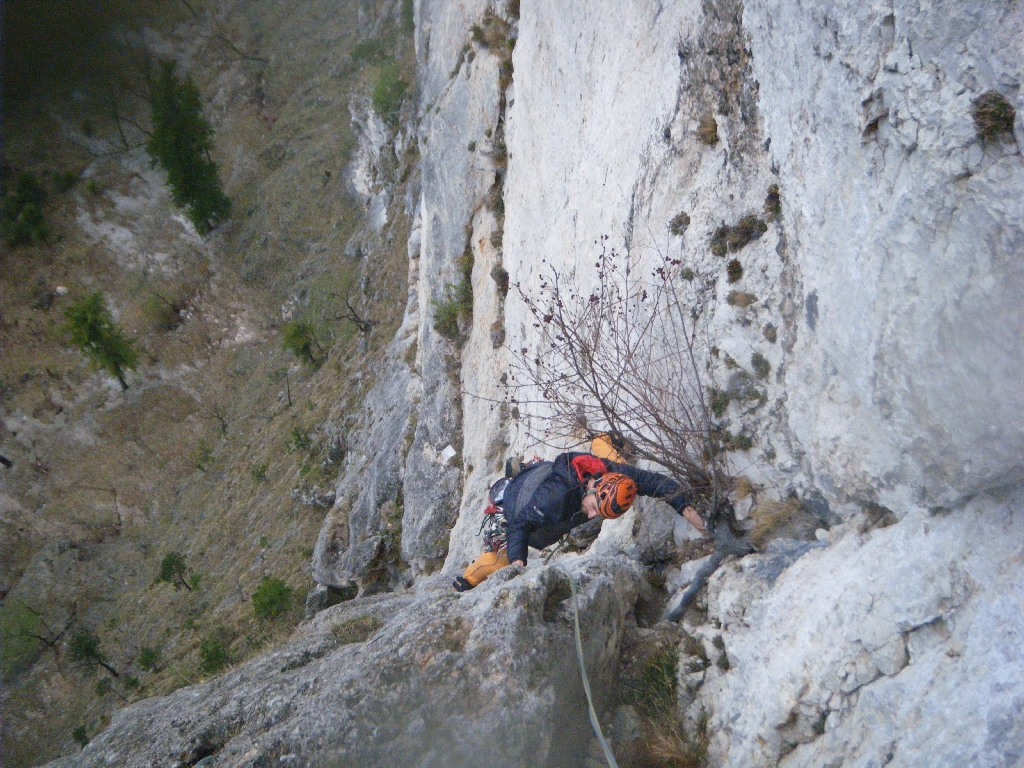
[452,576,474,592]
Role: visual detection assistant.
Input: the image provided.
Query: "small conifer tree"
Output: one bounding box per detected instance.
[147,60,231,234]
[157,552,193,591]
[0,172,49,246]
[69,631,119,677]
[281,320,323,366]
[64,293,138,390]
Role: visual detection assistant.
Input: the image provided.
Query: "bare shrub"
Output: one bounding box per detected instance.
[509,241,732,512]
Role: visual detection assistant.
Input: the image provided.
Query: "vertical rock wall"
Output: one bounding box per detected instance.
[311,0,1024,764]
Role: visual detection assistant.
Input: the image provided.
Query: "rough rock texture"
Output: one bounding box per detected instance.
[47,556,644,768]
[56,0,1024,765]
[746,0,1024,508]
[701,490,1024,768]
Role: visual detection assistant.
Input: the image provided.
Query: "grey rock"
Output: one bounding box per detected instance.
[45,557,642,768]
[304,583,357,619]
[290,486,336,508]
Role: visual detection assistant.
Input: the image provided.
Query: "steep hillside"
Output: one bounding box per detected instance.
[1,0,417,764]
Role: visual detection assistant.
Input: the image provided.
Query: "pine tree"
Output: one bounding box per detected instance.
[64,293,138,390]
[147,61,230,234]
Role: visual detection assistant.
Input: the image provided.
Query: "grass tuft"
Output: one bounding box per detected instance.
[726,259,743,283]
[696,112,718,145]
[332,615,382,645]
[669,211,691,236]
[972,91,1015,142]
[726,291,756,308]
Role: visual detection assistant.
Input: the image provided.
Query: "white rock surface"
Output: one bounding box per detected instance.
[746,0,1024,507]
[703,491,1024,767]
[333,0,1024,765]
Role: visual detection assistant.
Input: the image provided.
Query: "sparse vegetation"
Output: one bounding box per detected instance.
[763,323,777,343]
[709,388,730,417]
[628,647,709,768]
[751,352,771,380]
[199,635,230,674]
[194,439,214,471]
[63,292,139,390]
[71,726,89,748]
[157,551,194,591]
[142,291,185,332]
[713,428,754,453]
[331,614,383,645]
[491,264,510,296]
[728,215,767,251]
[281,320,323,366]
[726,259,743,283]
[290,427,312,452]
[697,112,718,145]
[669,211,691,236]
[432,239,474,341]
[146,60,231,234]
[726,291,757,308]
[710,224,728,257]
[53,169,80,193]
[252,576,293,620]
[372,60,409,124]
[972,90,1016,142]
[631,647,678,720]
[470,10,513,51]
[764,184,781,220]
[712,214,768,257]
[69,631,119,677]
[250,462,268,483]
[351,37,391,66]
[137,646,161,671]
[1,171,49,246]
[0,601,45,679]
[748,497,816,547]
[401,0,415,34]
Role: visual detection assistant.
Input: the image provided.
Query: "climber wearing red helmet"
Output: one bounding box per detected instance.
[453,450,706,591]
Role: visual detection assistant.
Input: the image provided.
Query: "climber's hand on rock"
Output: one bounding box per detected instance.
[682,505,707,535]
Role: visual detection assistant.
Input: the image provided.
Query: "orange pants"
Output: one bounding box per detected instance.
[462,546,510,587]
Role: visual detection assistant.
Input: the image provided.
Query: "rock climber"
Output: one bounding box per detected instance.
[452,442,708,592]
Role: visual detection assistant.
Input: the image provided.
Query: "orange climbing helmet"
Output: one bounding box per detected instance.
[593,473,637,519]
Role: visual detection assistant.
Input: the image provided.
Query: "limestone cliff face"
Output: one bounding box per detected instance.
[316,0,1024,762]
[63,0,1024,766]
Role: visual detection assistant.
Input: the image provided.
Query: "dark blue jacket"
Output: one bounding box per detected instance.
[504,452,689,564]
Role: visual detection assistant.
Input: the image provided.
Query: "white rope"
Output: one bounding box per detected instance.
[563,568,620,768]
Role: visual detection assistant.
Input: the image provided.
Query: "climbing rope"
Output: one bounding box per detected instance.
[563,568,620,768]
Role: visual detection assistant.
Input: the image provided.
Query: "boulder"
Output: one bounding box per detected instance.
[47,557,644,768]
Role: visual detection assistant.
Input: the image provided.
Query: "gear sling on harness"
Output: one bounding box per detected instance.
[459,461,554,588]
